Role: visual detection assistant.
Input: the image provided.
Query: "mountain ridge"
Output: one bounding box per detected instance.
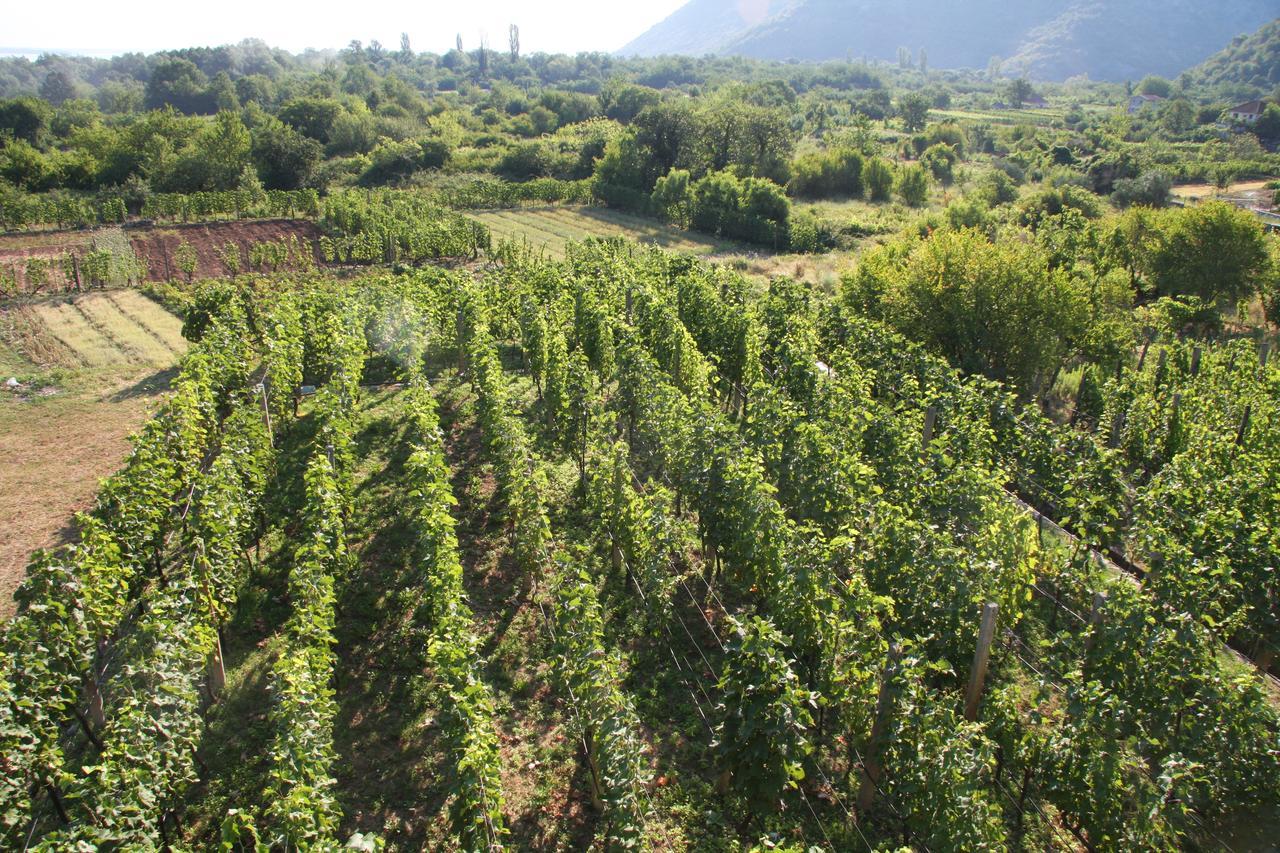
[619,0,1279,82]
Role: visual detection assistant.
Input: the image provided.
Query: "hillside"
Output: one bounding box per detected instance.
[1183,17,1280,94]
[619,0,1278,81]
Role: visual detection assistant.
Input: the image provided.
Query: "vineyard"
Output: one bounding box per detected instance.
[1,227,1278,851]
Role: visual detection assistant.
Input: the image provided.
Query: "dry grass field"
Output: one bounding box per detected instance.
[0,289,186,617]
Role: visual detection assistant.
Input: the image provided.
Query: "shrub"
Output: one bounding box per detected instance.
[896,164,930,207]
[865,157,894,202]
[1111,171,1171,209]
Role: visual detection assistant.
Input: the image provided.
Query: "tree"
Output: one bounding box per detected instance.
[920,143,957,185]
[1111,171,1171,208]
[651,168,691,226]
[848,229,1106,397]
[509,25,520,60]
[39,69,77,107]
[1137,76,1173,98]
[252,118,322,190]
[864,157,894,202]
[896,163,930,207]
[788,147,863,199]
[633,100,699,184]
[898,92,931,132]
[1144,202,1271,304]
[1161,99,1195,135]
[0,97,51,146]
[278,98,342,143]
[1255,103,1280,140]
[145,57,214,114]
[400,33,412,57]
[1003,78,1035,107]
[920,48,928,76]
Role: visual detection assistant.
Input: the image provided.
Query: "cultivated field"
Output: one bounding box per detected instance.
[0,289,186,616]
[470,205,736,257]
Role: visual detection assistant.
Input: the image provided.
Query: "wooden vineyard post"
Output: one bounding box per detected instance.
[207,629,227,700]
[257,381,272,436]
[964,603,999,722]
[1260,342,1270,370]
[1236,404,1252,446]
[1108,410,1126,449]
[920,405,938,462]
[1136,331,1154,371]
[610,461,624,575]
[857,643,902,814]
[584,728,605,811]
[1190,346,1202,377]
[1083,591,1108,663]
[84,668,106,731]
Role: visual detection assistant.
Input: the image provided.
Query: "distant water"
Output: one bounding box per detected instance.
[0,47,130,59]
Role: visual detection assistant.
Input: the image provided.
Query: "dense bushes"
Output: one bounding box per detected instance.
[788,147,863,198]
[844,228,1133,398]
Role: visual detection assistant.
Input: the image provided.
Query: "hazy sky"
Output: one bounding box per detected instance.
[4,0,691,56]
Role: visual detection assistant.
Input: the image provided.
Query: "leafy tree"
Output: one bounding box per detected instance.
[895,163,930,207]
[898,92,931,132]
[39,70,77,107]
[864,157,894,202]
[1111,171,1171,208]
[195,111,253,191]
[1003,77,1035,106]
[1137,75,1173,98]
[278,97,343,143]
[633,100,699,183]
[0,139,58,191]
[598,80,660,123]
[788,146,863,199]
[0,97,51,146]
[1161,99,1195,135]
[976,170,1018,206]
[651,168,691,225]
[847,229,1109,397]
[592,131,651,209]
[1255,103,1280,141]
[145,57,215,114]
[1145,202,1271,304]
[920,143,958,185]
[252,119,322,190]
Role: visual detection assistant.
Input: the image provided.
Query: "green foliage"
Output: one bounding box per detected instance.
[897,92,931,133]
[894,163,930,207]
[864,157,894,202]
[787,146,863,199]
[846,229,1128,397]
[1111,170,1171,208]
[688,169,791,248]
[714,616,814,814]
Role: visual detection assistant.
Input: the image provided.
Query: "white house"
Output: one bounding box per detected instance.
[1227,100,1268,123]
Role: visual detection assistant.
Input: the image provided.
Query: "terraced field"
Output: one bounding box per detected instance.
[470,205,736,257]
[0,289,186,616]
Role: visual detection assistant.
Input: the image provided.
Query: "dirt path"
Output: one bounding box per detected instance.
[0,370,174,618]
